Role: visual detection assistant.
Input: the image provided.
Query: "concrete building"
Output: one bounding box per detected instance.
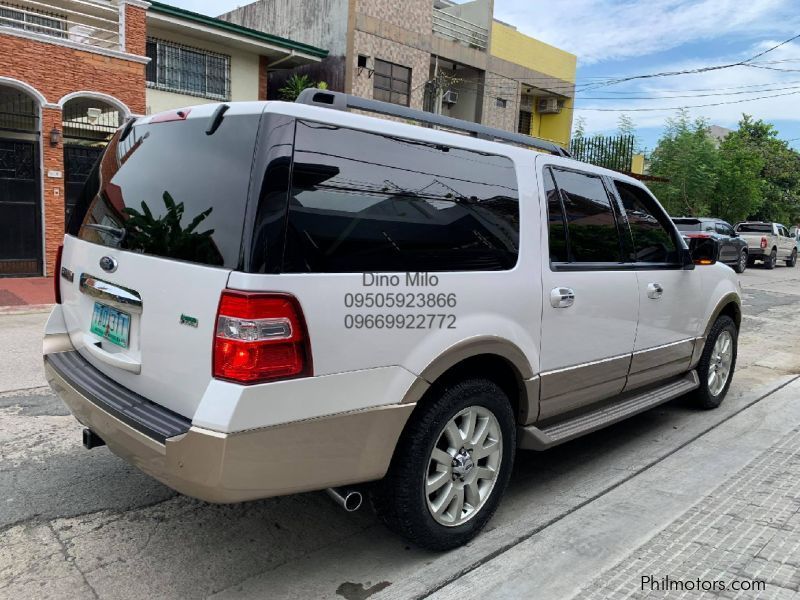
[0,0,325,277]
[219,0,577,146]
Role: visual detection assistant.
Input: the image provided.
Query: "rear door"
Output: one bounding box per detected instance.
[59,105,262,418]
[778,225,794,258]
[610,179,702,390]
[537,160,639,420]
[714,221,737,263]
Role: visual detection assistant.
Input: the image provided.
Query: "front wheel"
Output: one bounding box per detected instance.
[787,248,797,268]
[692,315,738,409]
[371,378,515,550]
[734,249,748,274]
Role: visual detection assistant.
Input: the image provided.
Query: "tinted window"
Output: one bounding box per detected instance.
[673,219,702,232]
[736,223,772,233]
[551,169,621,263]
[615,181,678,263]
[544,168,567,262]
[715,222,734,236]
[284,120,519,272]
[373,59,411,106]
[70,113,260,268]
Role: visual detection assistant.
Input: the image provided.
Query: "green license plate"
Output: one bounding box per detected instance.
[90,302,131,348]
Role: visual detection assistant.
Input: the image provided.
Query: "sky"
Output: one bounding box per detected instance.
[167,0,800,152]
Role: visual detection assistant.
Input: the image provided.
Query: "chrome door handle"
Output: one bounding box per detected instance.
[647,282,663,299]
[550,287,575,308]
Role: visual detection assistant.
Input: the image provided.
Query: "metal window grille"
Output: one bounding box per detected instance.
[62,99,121,142]
[0,88,38,133]
[0,3,66,38]
[146,38,231,101]
[373,59,410,107]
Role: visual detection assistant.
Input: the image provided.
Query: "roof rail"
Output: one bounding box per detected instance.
[295,88,571,157]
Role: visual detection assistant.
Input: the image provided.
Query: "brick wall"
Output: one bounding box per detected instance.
[481,73,519,132]
[259,56,269,100]
[0,8,147,275]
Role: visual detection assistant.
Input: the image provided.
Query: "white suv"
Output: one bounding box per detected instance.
[43,90,741,550]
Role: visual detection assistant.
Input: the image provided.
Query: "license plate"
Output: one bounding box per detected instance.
[90,302,131,348]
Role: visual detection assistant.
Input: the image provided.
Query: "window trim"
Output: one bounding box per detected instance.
[607,176,685,270]
[145,37,231,101]
[372,58,411,107]
[545,165,629,271]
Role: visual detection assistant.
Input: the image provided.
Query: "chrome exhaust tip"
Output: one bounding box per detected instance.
[326,487,363,512]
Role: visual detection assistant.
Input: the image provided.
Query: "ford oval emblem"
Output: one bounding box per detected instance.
[99,256,118,273]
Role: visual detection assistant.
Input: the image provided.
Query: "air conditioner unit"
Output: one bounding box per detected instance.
[537,97,561,114]
[442,90,459,105]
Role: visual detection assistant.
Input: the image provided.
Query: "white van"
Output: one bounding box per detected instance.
[44,90,741,550]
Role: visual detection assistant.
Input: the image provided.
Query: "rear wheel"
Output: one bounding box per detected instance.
[787,248,797,268]
[765,248,777,269]
[371,378,515,550]
[734,249,748,274]
[692,315,737,409]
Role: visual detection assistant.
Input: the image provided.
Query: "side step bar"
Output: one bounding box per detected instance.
[519,371,700,450]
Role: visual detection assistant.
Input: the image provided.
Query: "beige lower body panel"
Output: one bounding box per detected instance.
[45,361,414,503]
[625,339,696,391]
[538,354,630,421]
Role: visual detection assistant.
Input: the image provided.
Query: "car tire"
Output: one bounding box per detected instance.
[691,315,738,410]
[765,248,777,269]
[734,249,748,274]
[371,377,515,551]
[786,248,797,268]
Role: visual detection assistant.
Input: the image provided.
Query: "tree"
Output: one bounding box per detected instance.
[648,110,718,217]
[278,74,328,101]
[710,122,764,224]
[730,115,800,225]
[572,116,587,140]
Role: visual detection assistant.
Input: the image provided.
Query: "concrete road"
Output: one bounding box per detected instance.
[1,265,799,600]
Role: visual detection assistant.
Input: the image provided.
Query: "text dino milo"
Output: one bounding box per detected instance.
[343,273,457,330]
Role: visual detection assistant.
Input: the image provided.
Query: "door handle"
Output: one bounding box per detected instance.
[647,282,663,299]
[550,287,575,308]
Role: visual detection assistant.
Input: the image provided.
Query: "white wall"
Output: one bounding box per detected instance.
[145,27,260,114]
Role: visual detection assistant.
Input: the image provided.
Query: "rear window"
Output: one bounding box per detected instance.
[673,219,703,232]
[736,223,772,233]
[68,112,260,269]
[282,120,520,272]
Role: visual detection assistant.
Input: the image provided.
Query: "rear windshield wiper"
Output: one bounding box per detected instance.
[82,223,126,242]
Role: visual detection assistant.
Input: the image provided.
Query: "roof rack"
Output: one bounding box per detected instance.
[295,89,571,157]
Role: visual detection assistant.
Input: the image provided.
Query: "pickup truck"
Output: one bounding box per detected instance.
[734,222,797,269]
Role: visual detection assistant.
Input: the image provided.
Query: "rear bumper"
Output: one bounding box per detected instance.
[44,349,414,503]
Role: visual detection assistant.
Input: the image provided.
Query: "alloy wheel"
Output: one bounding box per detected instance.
[425,406,503,527]
[707,330,733,397]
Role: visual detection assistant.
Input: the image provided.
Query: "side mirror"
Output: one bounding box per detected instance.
[689,237,718,266]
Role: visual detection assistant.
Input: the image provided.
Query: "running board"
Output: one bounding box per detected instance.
[519,371,700,450]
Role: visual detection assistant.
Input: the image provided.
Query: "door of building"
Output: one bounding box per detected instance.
[0,139,41,276]
[64,144,103,228]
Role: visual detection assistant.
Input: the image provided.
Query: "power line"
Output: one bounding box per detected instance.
[574,88,800,111]
[577,84,800,100]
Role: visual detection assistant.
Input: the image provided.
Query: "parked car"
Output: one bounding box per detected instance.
[43,90,741,551]
[791,226,800,251]
[734,222,797,269]
[673,218,749,273]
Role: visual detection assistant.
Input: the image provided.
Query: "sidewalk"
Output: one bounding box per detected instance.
[0,277,54,309]
[432,377,800,600]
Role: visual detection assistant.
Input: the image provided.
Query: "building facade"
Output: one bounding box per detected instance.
[0,0,325,277]
[220,0,577,146]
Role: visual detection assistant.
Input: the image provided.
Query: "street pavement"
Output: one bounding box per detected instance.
[1,265,799,599]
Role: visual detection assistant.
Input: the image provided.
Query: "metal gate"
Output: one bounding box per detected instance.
[64,144,103,228]
[0,140,41,277]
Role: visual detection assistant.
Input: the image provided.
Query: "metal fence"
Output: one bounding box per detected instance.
[570,134,635,173]
[0,0,122,50]
[432,8,488,50]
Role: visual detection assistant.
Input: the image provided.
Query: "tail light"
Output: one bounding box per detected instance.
[54,245,64,304]
[760,237,768,249]
[213,291,312,384]
[685,233,711,239]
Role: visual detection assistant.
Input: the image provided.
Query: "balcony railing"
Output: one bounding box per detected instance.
[0,0,122,51]
[432,8,488,51]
